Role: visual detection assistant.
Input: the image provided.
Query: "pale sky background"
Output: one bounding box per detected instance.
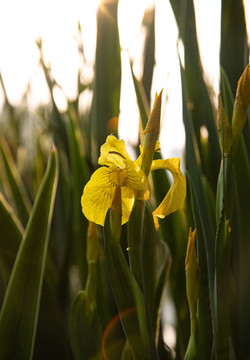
[0,0,231,161]
[0,0,249,163]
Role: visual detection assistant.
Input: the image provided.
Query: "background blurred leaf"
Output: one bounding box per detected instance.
[0,147,58,360]
[0,193,23,303]
[69,291,103,360]
[231,138,250,359]
[220,0,247,95]
[91,0,121,157]
[66,114,89,286]
[141,6,155,105]
[170,0,220,191]
[0,135,31,227]
[186,172,214,360]
[220,0,250,159]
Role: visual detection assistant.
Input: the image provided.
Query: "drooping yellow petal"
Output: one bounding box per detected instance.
[152,158,186,218]
[98,134,131,169]
[81,180,115,226]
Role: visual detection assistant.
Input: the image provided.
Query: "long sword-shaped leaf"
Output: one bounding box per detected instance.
[232,138,250,359]
[0,136,31,227]
[170,0,220,191]
[91,0,121,154]
[140,202,158,359]
[0,147,58,360]
[186,172,214,360]
[141,6,155,105]
[0,193,23,302]
[66,115,89,286]
[104,209,151,360]
[220,0,247,95]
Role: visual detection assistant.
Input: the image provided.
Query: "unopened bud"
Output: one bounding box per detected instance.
[141,90,163,177]
[217,93,232,155]
[231,64,250,155]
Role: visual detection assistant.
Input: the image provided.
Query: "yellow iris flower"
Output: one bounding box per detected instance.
[81,134,186,226]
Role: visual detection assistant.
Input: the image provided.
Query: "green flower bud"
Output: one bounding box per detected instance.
[141,90,163,177]
[217,93,232,155]
[231,64,250,155]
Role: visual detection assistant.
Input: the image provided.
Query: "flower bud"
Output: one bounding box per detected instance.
[231,64,250,155]
[141,90,163,177]
[217,93,232,155]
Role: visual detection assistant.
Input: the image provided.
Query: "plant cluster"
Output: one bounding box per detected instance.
[0,0,249,359]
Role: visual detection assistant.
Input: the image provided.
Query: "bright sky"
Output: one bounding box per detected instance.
[0,0,249,160]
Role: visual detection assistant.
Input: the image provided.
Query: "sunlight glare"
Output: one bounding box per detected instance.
[152,0,185,161]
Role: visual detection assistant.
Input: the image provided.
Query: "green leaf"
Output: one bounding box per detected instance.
[140,202,158,359]
[220,66,234,122]
[0,193,23,300]
[127,203,158,358]
[127,200,143,287]
[66,114,89,285]
[171,0,220,191]
[0,135,31,227]
[141,7,155,105]
[104,209,152,360]
[186,172,214,359]
[69,291,103,360]
[220,0,247,95]
[91,0,121,154]
[140,202,156,319]
[232,138,250,359]
[215,213,231,359]
[0,147,58,360]
[153,240,171,334]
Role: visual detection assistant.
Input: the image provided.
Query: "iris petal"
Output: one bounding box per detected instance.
[124,161,148,192]
[151,158,186,218]
[81,181,115,226]
[81,161,148,225]
[98,135,131,169]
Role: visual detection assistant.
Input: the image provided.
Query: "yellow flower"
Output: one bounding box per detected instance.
[81,135,186,226]
[81,135,149,226]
